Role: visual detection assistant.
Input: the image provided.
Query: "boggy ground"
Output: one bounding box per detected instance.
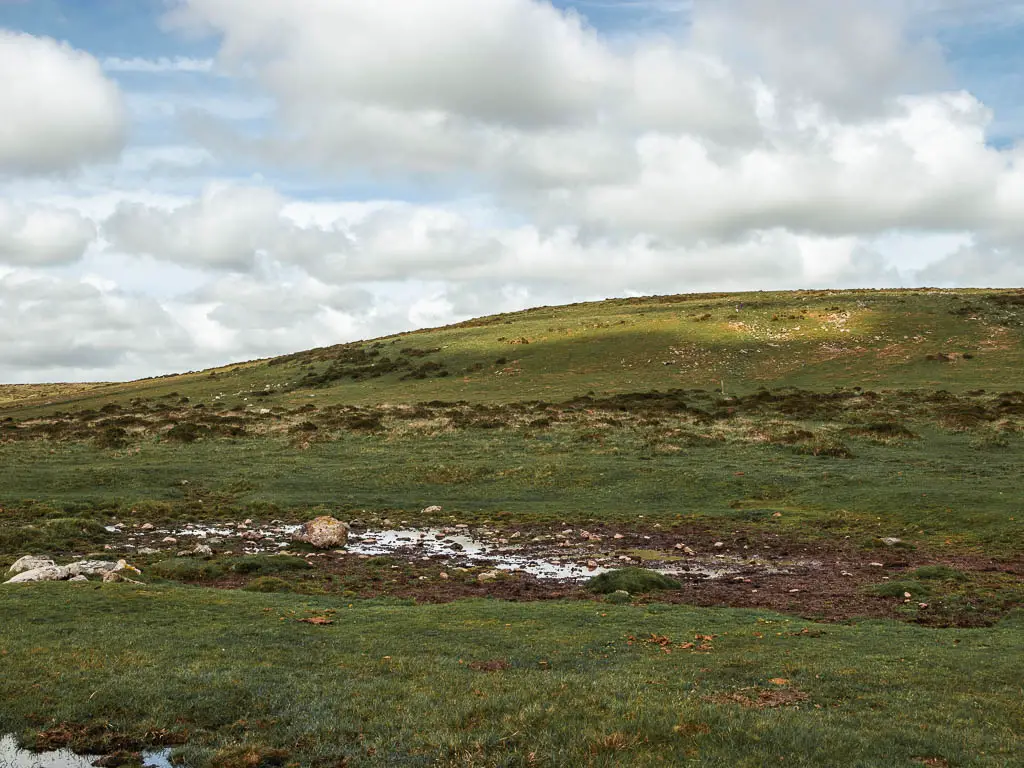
[82,516,1023,629]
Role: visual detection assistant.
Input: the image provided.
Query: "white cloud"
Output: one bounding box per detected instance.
[691,0,949,118]
[0,201,97,266]
[168,0,616,127]
[0,271,191,382]
[103,184,352,272]
[0,31,125,174]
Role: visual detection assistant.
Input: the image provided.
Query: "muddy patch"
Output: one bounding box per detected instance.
[118,522,808,584]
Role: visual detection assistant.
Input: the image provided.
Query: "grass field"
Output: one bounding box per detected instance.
[0,288,1022,767]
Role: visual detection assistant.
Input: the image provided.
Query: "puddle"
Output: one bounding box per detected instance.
[136,523,798,582]
[0,736,171,768]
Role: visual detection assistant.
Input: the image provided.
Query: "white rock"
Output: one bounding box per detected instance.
[421,505,443,514]
[477,570,500,583]
[7,556,55,575]
[65,560,119,577]
[141,523,155,531]
[69,575,89,582]
[5,565,69,583]
[162,537,177,544]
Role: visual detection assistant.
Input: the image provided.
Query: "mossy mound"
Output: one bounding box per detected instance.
[243,576,293,593]
[586,568,681,595]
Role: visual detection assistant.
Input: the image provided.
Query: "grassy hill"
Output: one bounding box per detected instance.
[3,288,1024,417]
[1,288,1022,767]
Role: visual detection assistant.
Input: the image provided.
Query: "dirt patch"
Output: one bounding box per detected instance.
[707,687,810,709]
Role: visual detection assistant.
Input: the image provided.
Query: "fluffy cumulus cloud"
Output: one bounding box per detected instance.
[0,31,126,174]
[166,0,1024,248]
[0,202,97,266]
[104,185,352,272]
[0,271,189,382]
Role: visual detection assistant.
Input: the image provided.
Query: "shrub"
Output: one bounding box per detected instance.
[165,422,210,443]
[94,426,128,450]
[244,576,293,593]
[228,555,312,575]
[149,558,226,582]
[912,565,969,582]
[587,568,681,595]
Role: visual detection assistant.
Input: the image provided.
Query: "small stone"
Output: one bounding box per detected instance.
[69,575,89,582]
[788,588,800,593]
[880,537,903,546]
[841,571,853,577]
[421,505,443,514]
[439,572,449,580]
[141,523,154,531]
[714,542,724,548]
[587,560,598,570]
[477,570,500,583]
[162,537,177,544]
[869,562,884,567]
[613,533,624,540]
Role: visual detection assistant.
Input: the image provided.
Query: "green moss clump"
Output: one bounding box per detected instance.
[244,576,293,593]
[587,568,681,595]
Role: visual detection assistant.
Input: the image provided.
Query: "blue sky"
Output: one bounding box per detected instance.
[1,0,1023,382]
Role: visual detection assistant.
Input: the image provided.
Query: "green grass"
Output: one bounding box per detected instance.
[1,411,1020,556]
[0,585,1020,767]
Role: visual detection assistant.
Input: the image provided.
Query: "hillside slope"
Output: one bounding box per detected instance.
[3,288,1023,418]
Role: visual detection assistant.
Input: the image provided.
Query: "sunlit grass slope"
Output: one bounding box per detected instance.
[4,288,1023,418]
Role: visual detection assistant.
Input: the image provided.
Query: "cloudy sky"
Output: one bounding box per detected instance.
[2,0,1024,383]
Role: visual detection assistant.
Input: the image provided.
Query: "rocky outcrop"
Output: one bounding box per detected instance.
[3,558,140,585]
[293,516,349,549]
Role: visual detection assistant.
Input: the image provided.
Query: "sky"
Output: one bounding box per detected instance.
[2,0,1024,383]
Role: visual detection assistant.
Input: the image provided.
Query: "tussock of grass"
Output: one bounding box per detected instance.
[913,565,969,582]
[243,576,293,593]
[869,580,932,599]
[228,555,312,575]
[149,558,226,582]
[587,568,681,594]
